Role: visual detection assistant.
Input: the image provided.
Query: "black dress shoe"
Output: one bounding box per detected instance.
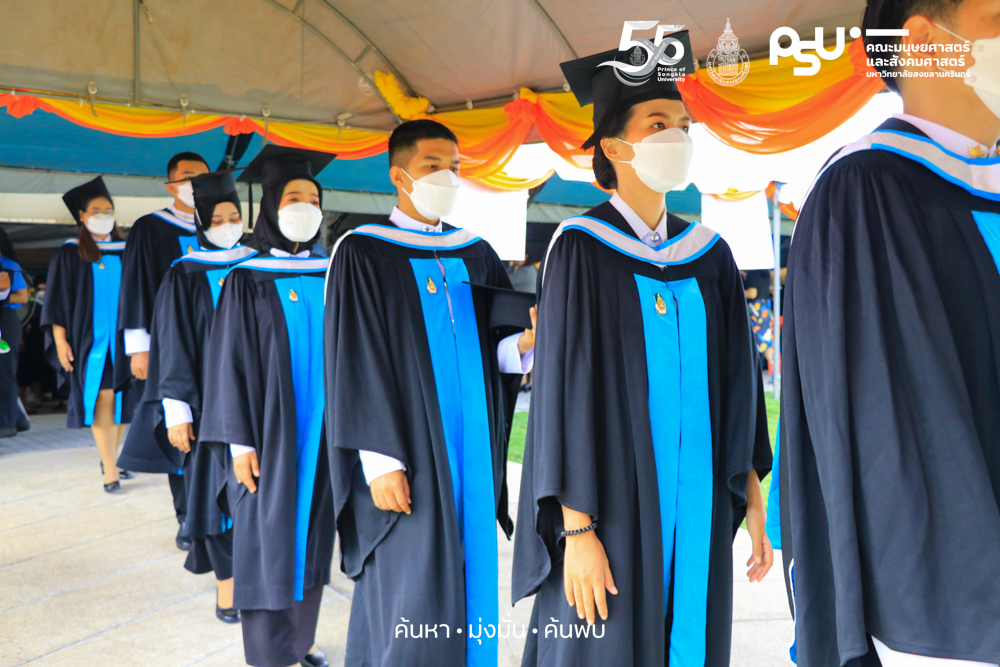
[216,605,241,624]
[0,427,16,438]
[15,419,29,432]
[176,534,193,551]
[301,650,329,667]
[104,481,121,493]
[119,470,133,480]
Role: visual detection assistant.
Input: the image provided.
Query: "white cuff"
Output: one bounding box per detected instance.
[0,287,10,301]
[358,450,406,485]
[124,328,151,355]
[497,333,534,374]
[162,399,193,428]
[230,444,255,458]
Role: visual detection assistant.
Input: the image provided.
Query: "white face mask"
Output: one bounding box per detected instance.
[935,23,1000,119]
[277,202,323,243]
[204,222,243,249]
[402,169,460,221]
[84,213,116,236]
[175,181,195,208]
[615,127,694,194]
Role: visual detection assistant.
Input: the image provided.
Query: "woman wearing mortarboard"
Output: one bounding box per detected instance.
[512,32,774,667]
[42,177,136,491]
[198,145,336,667]
[116,169,257,623]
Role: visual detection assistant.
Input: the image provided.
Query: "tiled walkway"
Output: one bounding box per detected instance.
[0,415,793,666]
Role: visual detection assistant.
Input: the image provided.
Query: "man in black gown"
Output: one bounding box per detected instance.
[781,1,1000,665]
[116,151,210,550]
[324,119,535,667]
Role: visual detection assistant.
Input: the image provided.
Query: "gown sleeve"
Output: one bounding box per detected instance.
[116,219,164,335]
[39,246,78,386]
[198,269,262,454]
[513,230,602,601]
[148,267,204,419]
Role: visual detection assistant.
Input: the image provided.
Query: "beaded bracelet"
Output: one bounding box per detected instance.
[560,521,598,537]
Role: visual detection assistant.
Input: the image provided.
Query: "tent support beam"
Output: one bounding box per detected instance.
[314,0,417,97]
[133,0,141,102]
[525,0,577,60]
[259,0,402,124]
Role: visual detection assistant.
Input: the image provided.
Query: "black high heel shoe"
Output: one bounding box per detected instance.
[215,604,241,624]
[104,481,121,493]
[100,462,132,479]
[301,649,329,667]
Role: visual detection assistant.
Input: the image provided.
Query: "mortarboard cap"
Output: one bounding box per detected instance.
[468,283,536,330]
[191,170,241,230]
[237,144,336,192]
[560,30,694,149]
[62,176,113,225]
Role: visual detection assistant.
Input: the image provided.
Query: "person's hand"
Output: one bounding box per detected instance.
[0,272,10,292]
[370,470,411,514]
[55,339,74,372]
[517,306,538,354]
[745,471,774,582]
[234,450,260,493]
[167,422,195,453]
[130,351,149,380]
[564,530,617,624]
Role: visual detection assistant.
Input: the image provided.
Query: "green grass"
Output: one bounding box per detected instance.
[507,395,781,512]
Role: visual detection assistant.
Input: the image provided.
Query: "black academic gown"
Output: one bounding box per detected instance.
[780,118,1000,667]
[325,220,522,667]
[118,246,256,547]
[115,210,200,451]
[512,202,771,667]
[40,240,136,428]
[199,251,336,612]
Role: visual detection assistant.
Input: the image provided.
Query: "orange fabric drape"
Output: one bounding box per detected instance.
[678,40,884,154]
[765,181,799,220]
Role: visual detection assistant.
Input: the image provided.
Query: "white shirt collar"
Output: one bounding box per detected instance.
[169,204,195,222]
[893,113,996,158]
[609,192,669,247]
[389,206,442,233]
[269,248,311,258]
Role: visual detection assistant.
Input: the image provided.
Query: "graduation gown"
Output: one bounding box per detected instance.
[117,246,257,542]
[199,252,336,612]
[512,202,771,667]
[40,239,135,428]
[324,221,522,667]
[780,118,1000,666]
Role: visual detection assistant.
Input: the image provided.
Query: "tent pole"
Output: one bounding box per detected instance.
[133,0,141,102]
[771,182,784,400]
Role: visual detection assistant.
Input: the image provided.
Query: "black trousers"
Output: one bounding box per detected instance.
[183,530,233,581]
[242,585,324,667]
[168,472,187,526]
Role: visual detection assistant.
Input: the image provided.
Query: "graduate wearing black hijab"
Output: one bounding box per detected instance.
[512,34,772,667]
[42,177,136,490]
[117,170,256,622]
[199,145,336,667]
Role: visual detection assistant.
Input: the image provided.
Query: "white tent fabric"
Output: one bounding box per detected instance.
[699,191,775,270]
[0,0,865,129]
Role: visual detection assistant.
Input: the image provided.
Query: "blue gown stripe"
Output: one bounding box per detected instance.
[205,268,231,308]
[83,255,123,425]
[633,274,713,667]
[176,236,198,259]
[409,257,499,667]
[972,211,1000,276]
[765,417,782,550]
[275,275,327,601]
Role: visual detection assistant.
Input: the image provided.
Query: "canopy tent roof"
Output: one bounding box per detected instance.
[0,0,865,129]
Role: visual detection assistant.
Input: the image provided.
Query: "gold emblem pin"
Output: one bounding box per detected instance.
[187,245,194,253]
[289,289,299,302]
[426,277,437,294]
[969,145,989,159]
[98,262,105,270]
[218,277,225,287]
[654,293,667,315]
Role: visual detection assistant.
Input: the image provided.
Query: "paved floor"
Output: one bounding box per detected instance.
[0,415,793,666]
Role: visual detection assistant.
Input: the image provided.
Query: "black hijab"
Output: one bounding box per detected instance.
[190,170,245,251]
